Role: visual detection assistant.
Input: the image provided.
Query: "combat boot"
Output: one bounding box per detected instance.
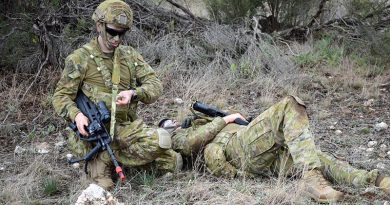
[89,156,114,190]
[302,169,344,202]
[376,175,390,195]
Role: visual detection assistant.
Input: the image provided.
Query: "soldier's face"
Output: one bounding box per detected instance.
[98,23,128,51]
[161,119,180,134]
[161,119,179,129]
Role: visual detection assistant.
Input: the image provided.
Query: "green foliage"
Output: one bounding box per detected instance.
[230,61,255,79]
[205,0,262,22]
[64,18,93,40]
[204,0,318,29]
[42,124,56,138]
[0,25,39,69]
[295,37,344,68]
[43,178,59,196]
[344,28,390,70]
[50,0,61,9]
[360,127,370,134]
[132,170,157,187]
[348,0,388,19]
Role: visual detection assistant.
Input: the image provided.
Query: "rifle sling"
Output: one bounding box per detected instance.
[110,49,121,139]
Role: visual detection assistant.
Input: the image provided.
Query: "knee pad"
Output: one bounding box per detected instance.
[157,128,172,149]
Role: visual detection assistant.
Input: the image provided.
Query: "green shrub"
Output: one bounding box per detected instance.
[295,37,344,68]
[43,178,59,196]
[204,0,318,29]
[205,0,262,22]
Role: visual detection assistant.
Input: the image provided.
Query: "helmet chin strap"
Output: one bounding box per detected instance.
[98,23,116,52]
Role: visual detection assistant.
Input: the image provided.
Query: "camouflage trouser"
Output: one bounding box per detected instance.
[270,150,379,187]
[317,151,378,187]
[66,119,180,174]
[227,96,321,175]
[226,96,378,187]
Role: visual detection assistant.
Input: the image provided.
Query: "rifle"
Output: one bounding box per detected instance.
[68,91,125,182]
[191,101,249,126]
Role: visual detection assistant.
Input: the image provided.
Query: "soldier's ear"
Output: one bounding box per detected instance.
[96,22,104,33]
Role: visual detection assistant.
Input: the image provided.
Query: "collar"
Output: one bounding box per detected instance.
[87,37,116,59]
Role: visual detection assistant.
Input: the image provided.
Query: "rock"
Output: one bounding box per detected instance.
[335,130,342,135]
[35,142,50,154]
[329,125,335,130]
[363,99,375,107]
[366,148,374,152]
[387,151,390,157]
[75,184,123,205]
[66,153,73,160]
[161,172,173,180]
[0,166,5,171]
[368,141,378,148]
[380,144,387,152]
[376,162,386,169]
[14,146,27,154]
[384,201,390,205]
[174,97,184,105]
[358,146,366,151]
[379,152,388,158]
[375,122,388,131]
[72,163,80,169]
[55,141,66,150]
[362,187,376,194]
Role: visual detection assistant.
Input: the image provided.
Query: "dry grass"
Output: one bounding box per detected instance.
[1,20,389,204]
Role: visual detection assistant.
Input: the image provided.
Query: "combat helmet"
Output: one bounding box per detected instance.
[92,0,133,29]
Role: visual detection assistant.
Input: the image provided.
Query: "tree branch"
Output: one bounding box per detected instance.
[164,0,203,24]
[308,0,330,28]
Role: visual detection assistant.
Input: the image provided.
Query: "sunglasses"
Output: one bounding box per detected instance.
[105,25,128,37]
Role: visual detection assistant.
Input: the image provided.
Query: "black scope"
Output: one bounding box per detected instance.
[97,101,110,123]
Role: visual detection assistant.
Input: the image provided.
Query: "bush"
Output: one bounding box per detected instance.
[295,37,344,68]
[204,0,320,30]
[205,0,262,22]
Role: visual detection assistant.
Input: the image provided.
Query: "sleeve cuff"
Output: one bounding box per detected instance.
[68,107,81,122]
[212,117,227,130]
[135,87,144,101]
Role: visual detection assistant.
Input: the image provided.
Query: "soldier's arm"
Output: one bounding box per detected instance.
[172,117,226,156]
[52,54,85,121]
[204,142,237,178]
[133,53,162,104]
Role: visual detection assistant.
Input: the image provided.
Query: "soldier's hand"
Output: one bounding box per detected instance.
[223,113,247,124]
[116,90,136,106]
[75,112,89,136]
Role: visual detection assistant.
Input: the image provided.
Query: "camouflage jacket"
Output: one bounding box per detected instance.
[171,117,227,157]
[52,38,162,123]
[170,114,246,177]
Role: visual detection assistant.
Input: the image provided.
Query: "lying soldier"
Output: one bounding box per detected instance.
[159,96,390,202]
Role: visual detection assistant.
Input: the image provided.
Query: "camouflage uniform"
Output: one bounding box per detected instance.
[52,1,180,179]
[173,96,379,188]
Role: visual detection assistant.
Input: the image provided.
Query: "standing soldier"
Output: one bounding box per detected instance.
[52,0,181,190]
[159,96,390,202]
